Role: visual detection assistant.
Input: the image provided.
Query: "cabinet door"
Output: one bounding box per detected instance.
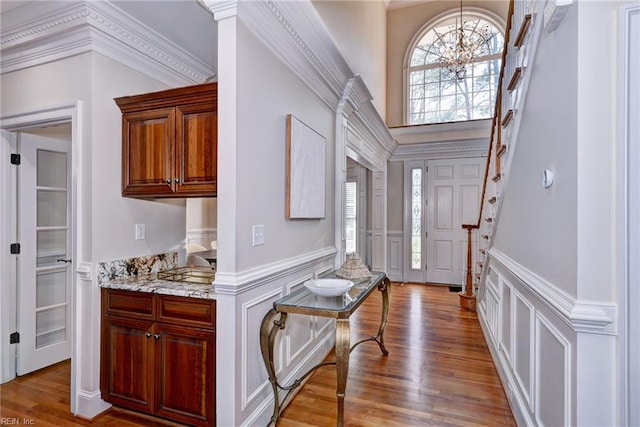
[101,317,156,414]
[175,103,217,196]
[122,108,175,196]
[155,323,215,427]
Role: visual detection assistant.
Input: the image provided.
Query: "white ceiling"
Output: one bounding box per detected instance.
[386,0,435,11]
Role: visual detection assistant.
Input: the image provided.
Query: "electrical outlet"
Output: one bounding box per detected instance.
[135,223,146,240]
[252,225,264,246]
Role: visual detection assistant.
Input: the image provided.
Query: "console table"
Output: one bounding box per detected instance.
[259,272,391,426]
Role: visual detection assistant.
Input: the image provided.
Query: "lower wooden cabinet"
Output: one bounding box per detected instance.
[101,289,215,426]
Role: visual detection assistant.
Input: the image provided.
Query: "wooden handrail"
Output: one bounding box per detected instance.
[471,0,514,230]
[459,0,515,310]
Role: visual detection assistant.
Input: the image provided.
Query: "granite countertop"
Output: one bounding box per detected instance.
[100,273,216,300]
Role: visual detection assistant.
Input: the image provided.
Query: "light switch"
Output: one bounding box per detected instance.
[135,223,146,240]
[252,225,264,246]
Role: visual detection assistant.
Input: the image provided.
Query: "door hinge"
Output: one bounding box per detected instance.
[9,332,19,344]
[10,243,20,254]
[425,264,428,271]
[10,154,20,165]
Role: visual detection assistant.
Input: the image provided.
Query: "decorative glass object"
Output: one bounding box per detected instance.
[336,253,372,279]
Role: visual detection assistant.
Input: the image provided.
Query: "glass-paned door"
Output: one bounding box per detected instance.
[17,133,72,375]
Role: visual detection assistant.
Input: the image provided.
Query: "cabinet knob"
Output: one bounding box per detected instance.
[154,334,160,340]
[145,332,152,338]
[174,178,180,183]
[166,179,171,185]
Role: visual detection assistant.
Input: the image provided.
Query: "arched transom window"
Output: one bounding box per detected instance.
[407,12,504,125]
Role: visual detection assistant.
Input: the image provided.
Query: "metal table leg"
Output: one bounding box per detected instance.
[335,318,350,427]
[260,309,287,425]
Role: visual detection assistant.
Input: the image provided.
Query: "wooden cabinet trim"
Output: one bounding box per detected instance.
[101,316,156,414]
[154,323,215,426]
[101,289,216,426]
[103,288,155,319]
[121,108,176,197]
[157,295,215,329]
[116,83,217,198]
[115,83,217,113]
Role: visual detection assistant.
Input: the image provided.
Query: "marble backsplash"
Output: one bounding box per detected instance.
[97,252,177,285]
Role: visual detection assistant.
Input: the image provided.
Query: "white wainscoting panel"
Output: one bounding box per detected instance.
[387,231,403,282]
[241,288,284,410]
[313,265,334,337]
[233,252,338,425]
[536,312,571,427]
[484,282,500,345]
[500,277,512,364]
[285,275,314,366]
[478,249,619,426]
[513,288,535,412]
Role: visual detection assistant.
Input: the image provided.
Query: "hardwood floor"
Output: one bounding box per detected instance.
[0,284,514,426]
[278,283,515,426]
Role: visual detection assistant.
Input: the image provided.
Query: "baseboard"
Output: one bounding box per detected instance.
[75,389,111,420]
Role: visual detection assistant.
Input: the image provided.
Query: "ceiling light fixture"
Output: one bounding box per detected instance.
[436,0,497,79]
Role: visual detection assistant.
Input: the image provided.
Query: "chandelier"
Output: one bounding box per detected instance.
[437,0,496,79]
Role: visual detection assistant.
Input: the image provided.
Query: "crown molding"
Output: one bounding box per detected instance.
[1,1,216,86]
[391,139,488,160]
[229,0,347,109]
[341,75,396,161]
[206,0,396,159]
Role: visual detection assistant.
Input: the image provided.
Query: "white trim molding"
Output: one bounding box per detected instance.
[1,1,216,85]
[208,0,396,157]
[390,119,491,160]
[489,248,617,335]
[75,262,92,281]
[392,140,489,161]
[213,247,337,295]
[75,390,111,420]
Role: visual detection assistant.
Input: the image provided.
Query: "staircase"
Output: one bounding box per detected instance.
[460,0,540,310]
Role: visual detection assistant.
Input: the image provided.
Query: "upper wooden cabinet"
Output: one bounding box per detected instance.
[115,83,217,198]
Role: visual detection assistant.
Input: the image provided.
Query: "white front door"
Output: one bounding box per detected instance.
[426,158,482,285]
[404,157,483,285]
[17,132,72,375]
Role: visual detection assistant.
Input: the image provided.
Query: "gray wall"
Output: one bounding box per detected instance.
[493,4,579,297]
[313,0,387,118]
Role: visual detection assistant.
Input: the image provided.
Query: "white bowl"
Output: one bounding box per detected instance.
[304,279,354,297]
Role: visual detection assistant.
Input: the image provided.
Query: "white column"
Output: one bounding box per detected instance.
[205,2,239,426]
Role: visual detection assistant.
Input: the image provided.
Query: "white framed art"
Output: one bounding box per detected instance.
[285,114,326,219]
